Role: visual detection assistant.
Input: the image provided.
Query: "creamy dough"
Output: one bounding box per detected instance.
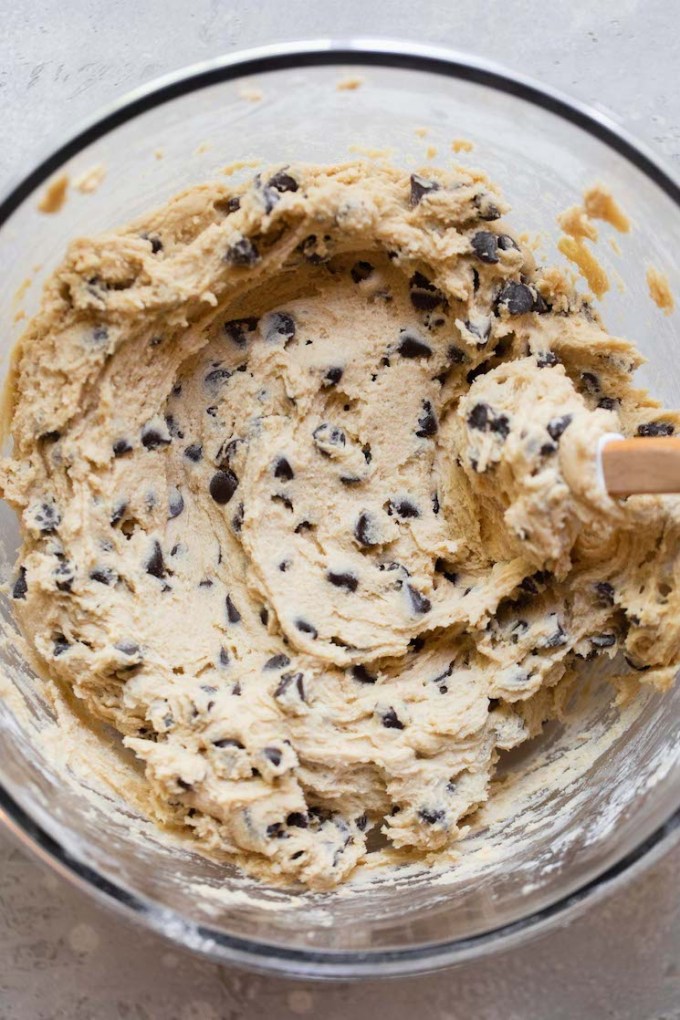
[2,162,680,890]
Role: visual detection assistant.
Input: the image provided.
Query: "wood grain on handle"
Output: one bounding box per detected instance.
[602,437,680,496]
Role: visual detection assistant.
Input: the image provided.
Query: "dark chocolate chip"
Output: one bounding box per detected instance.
[264,747,282,766]
[410,174,440,206]
[498,234,519,251]
[231,502,244,533]
[219,647,230,667]
[12,567,27,600]
[54,560,75,592]
[204,367,232,390]
[265,653,291,670]
[397,331,432,358]
[286,812,308,828]
[597,397,618,411]
[434,558,458,584]
[381,707,404,730]
[110,501,127,526]
[224,317,258,346]
[295,520,312,534]
[409,635,426,653]
[471,231,499,264]
[416,400,438,438]
[419,808,445,824]
[474,192,502,221]
[391,498,419,519]
[264,311,296,345]
[540,442,558,456]
[496,281,534,315]
[274,671,305,700]
[226,595,241,624]
[407,585,431,614]
[141,425,171,450]
[327,571,359,592]
[354,511,380,547]
[209,469,238,505]
[225,238,259,266]
[351,664,377,684]
[268,169,298,193]
[53,634,70,656]
[213,737,244,749]
[547,414,573,441]
[432,492,440,514]
[33,502,61,533]
[168,487,184,519]
[447,345,467,364]
[581,372,600,394]
[273,457,294,481]
[295,619,318,639]
[591,632,617,648]
[324,366,344,386]
[145,541,165,579]
[536,351,558,368]
[260,607,269,626]
[464,319,492,344]
[637,421,675,437]
[350,260,374,283]
[467,402,510,438]
[312,423,346,451]
[595,581,615,605]
[184,443,203,462]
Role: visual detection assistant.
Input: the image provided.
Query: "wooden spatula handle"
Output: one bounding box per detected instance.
[601,436,680,496]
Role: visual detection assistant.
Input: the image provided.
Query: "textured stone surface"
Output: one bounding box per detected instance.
[1,0,679,1016]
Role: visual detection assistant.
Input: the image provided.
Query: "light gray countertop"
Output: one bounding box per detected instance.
[1,2,679,1017]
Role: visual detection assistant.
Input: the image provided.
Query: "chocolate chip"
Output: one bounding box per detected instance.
[581,372,600,394]
[539,621,567,649]
[115,640,141,658]
[141,425,171,450]
[219,647,230,667]
[264,747,282,766]
[409,636,426,653]
[213,737,244,749]
[263,311,296,345]
[381,707,404,729]
[397,331,432,358]
[295,520,312,534]
[286,812,308,828]
[474,192,502,221]
[597,397,618,411]
[313,423,346,452]
[354,511,380,547]
[391,498,419,519]
[637,421,675,437]
[91,326,108,344]
[434,558,458,584]
[295,619,318,639]
[351,664,377,684]
[419,808,445,824]
[168,487,184,519]
[410,174,440,206]
[110,501,127,526]
[265,654,291,670]
[498,234,518,251]
[231,502,244,533]
[146,234,163,254]
[224,317,258,346]
[467,403,510,438]
[410,273,446,311]
[471,231,499,264]
[540,442,557,456]
[447,345,467,364]
[268,169,298,193]
[54,560,74,592]
[225,238,259,265]
[53,634,70,657]
[274,671,305,700]
[324,366,344,386]
[204,367,232,391]
[496,281,534,315]
[536,351,558,368]
[350,260,374,283]
[226,595,241,623]
[464,319,492,345]
[407,585,431,614]
[209,469,238,505]
[416,400,438,438]
[274,457,294,481]
[33,501,61,533]
[12,567,27,600]
[547,414,573,441]
[145,541,165,578]
[327,571,359,592]
[184,443,202,463]
[595,581,615,605]
[591,633,617,648]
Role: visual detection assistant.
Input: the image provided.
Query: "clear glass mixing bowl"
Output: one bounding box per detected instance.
[0,40,679,980]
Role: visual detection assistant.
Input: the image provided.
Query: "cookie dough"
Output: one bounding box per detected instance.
[3,163,679,890]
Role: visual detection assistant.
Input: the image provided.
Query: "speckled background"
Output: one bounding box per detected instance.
[1,1,679,1017]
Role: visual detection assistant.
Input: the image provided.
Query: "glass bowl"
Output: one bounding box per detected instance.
[0,39,679,980]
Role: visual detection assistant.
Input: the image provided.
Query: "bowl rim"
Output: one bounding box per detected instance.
[1,36,679,979]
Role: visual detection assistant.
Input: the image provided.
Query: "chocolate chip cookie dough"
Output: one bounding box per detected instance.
[2,163,679,890]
